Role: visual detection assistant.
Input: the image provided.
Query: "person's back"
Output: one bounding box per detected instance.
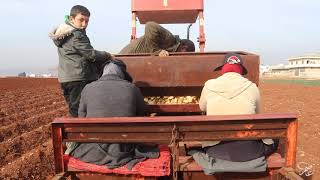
[68,61,158,170]
[191,53,278,175]
[200,72,260,116]
[78,66,146,117]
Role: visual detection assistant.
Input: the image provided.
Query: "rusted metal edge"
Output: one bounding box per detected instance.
[148,104,200,112]
[53,113,297,124]
[115,51,258,57]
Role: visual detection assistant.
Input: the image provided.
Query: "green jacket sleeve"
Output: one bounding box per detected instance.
[73,31,112,62]
[144,22,180,53]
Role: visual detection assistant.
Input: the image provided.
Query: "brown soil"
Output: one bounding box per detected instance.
[0,78,319,179]
[0,78,68,179]
[260,82,320,179]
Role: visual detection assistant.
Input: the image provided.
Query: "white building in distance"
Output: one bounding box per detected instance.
[265,53,320,79]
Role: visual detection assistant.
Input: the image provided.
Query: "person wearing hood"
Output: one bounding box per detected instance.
[199,53,260,115]
[189,53,279,175]
[78,60,146,118]
[65,61,159,170]
[49,5,113,117]
[119,21,195,56]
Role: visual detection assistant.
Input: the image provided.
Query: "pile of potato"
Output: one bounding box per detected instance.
[144,96,199,105]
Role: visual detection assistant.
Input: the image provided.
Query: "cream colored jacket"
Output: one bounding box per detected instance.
[199,72,260,115]
[199,72,272,147]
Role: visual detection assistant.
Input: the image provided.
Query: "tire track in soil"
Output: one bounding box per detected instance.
[0,94,62,110]
[0,106,67,143]
[0,88,60,102]
[0,78,61,179]
[0,140,54,179]
[0,78,59,91]
[0,101,66,126]
[0,94,63,114]
[0,99,66,127]
[0,114,65,167]
[0,90,47,99]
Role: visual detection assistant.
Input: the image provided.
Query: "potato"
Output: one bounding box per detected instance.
[144,96,199,105]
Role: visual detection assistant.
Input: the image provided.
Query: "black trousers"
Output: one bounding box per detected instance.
[204,139,280,162]
[60,80,92,117]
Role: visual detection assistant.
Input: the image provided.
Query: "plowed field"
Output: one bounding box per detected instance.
[0,78,68,179]
[0,78,319,179]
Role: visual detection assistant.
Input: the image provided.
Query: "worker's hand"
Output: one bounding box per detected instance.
[110,54,115,60]
[150,113,157,117]
[158,50,169,57]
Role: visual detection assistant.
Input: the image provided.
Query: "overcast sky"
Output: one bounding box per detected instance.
[0,0,319,75]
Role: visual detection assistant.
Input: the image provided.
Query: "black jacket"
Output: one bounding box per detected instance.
[205,140,279,162]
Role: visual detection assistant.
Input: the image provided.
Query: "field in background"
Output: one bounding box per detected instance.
[0,78,68,179]
[262,78,320,86]
[0,77,319,179]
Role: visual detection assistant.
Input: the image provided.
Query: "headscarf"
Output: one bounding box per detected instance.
[102,62,125,79]
[221,63,243,75]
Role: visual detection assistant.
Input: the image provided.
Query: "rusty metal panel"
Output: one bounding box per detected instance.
[179,129,286,141]
[136,10,199,24]
[116,52,260,96]
[53,113,296,124]
[65,132,172,143]
[62,121,289,137]
[286,121,298,168]
[64,129,286,142]
[132,0,203,24]
[52,124,64,174]
[177,121,289,132]
[53,113,298,178]
[63,121,288,133]
[64,124,174,133]
[132,0,203,11]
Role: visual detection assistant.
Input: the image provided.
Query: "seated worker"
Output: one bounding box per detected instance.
[119,21,195,56]
[65,60,159,170]
[190,53,278,175]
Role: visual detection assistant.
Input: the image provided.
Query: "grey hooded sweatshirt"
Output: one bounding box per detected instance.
[49,23,112,83]
[66,63,158,170]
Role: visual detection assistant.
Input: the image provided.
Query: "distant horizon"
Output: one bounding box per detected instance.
[0,67,57,76]
[0,50,305,76]
[1,0,320,75]
[0,56,296,76]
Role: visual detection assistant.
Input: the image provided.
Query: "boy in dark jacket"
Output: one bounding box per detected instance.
[49,5,113,117]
